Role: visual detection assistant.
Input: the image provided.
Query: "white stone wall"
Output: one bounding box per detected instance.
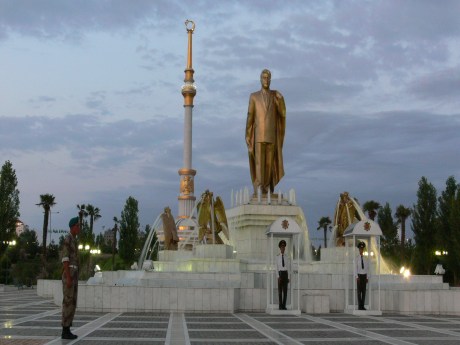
[37,278,460,315]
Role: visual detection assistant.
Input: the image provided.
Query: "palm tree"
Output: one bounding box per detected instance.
[77,204,88,228]
[395,205,411,262]
[363,200,381,221]
[317,216,332,248]
[36,194,56,257]
[86,204,101,237]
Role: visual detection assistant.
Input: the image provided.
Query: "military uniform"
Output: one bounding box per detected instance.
[356,242,369,310]
[276,240,289,310]
[61,232,79,328]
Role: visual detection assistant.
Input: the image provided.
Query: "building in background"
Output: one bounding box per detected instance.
[15,219,25,236]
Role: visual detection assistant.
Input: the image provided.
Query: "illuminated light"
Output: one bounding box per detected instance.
[95,265,101,272]
[364,251,369,256]
[78,244,83,250]
[85,244,90,250]
[10,240,16,246]
[233,250,237,254]
[443,251,448,255]
[400,266,405,274]
[4,321,13,328]
[435,250,441,256]
[403,269,411,278]
[370,251,374,257]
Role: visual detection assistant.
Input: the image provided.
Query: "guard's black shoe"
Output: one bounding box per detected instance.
[61,327,78,339]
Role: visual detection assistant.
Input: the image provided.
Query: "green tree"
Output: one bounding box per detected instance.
[17,228,40,259]
[412,177,437,275]
[79,220,94,246]
[395,204,412,263]
[77,204,88,229]
[119,197,140,265]
[36,194,56,258]
[316,216,331,248]
[95,232,112,254]
[10,234,41,287]
[112,217,119,270]
[438,176,460,285]
[448,188,460,285]
[86,204,101,238]
[363,200,381,221]
[95,232,104,247]
[378,203,399,262]
[137,224,159,262]
[76,204,92,246]
[0,161,20,253]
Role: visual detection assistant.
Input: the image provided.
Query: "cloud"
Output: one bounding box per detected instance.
[0,0,184,41]
[409,68,460,101]
[1,1,460,248]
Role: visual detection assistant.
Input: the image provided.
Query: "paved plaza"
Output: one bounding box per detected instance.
[2,288,460,345]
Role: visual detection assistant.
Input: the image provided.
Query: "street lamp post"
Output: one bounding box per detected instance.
[49,211,60,244]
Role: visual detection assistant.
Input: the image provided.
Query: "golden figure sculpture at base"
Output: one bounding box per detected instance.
[246,69,286,195]
[333,192,360,246]
[196,190,229,244]
[161,206,179,250]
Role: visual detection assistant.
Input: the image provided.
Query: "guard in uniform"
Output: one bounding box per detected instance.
[61,217,80,339]
[276,240,289,310]
[356,241,369,310]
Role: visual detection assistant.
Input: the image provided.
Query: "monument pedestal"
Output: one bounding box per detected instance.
[226,200,311,262]
[158,250,193,262]
[194,244,233,259]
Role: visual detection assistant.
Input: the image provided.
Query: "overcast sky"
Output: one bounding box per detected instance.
[1,0,459,247]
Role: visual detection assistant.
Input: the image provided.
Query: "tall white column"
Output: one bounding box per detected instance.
[178,20,197,218]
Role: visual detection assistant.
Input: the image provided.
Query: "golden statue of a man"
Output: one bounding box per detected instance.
[246,69,286,194]
[161,206,179,250]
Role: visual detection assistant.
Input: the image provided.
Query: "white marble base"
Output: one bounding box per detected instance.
[344,308,382,316]
[266,304,301,316]
[194,244,233,259]
[158,250,193,261]
[302,293,330,314]
[37,271,460,314]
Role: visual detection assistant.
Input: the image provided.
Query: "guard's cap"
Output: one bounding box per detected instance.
[357,241,366,249]
[69,217,79,228]
[279,240,286,248]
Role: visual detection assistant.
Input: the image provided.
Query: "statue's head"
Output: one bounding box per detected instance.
[164,206,171,214]
[260,69,271,90]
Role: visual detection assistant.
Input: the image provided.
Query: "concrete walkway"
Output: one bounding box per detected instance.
[2,288,460,345]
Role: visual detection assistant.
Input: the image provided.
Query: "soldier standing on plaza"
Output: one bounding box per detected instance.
[60,217,80,339]
[356,241,369,310]
[276,240,289,310]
